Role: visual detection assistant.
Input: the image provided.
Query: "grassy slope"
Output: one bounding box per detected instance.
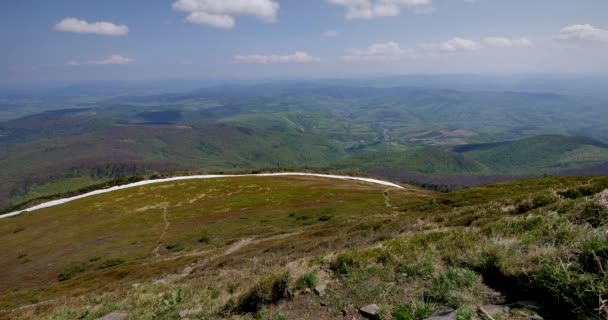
[1,175,608,319]
[0,176,429,314]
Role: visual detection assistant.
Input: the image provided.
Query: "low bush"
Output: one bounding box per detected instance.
[198,234,211,244]
[296,270,319,290]
[256,307,288,320]
[530,260,604,320]
[96,258,125,270]
[166,243,185,252]
[574,202,608,227]
[514,193,558,214]
[397,254,435,278]
[237,271,292,312]
[58,265,86,281]
[393,299,437,320]
[426,267,482,307]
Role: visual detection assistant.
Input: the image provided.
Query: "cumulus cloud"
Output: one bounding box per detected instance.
[65,60,81,67]
[323,29,341,37]
[172,0,279,29]
[558,24,608,43]
[342,41,415,60]
[234,51,320,64]
[343,37,486,62]
[484,37,532,47]
[54,17,129,36]
[328,0,432,19]
[435,37,481,52]
[67,55,134,66]
[91,55,134,65]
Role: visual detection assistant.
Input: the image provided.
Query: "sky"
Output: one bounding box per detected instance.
[1,0,608,84]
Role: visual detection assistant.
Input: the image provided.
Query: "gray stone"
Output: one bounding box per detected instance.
[511,301,541,310]
[480,305,510,315]
[95,312,128,320]
[179,307,202,318]
[423,310,457,320]
[359,304,380,319]
[314,285,326,297]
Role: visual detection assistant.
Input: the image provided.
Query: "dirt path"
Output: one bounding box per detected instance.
[383,188,400,209]
[151,202,170,257]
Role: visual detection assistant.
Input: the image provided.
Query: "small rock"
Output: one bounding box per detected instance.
[320,301,328,307]
[314,285,326,297]
[179,307,202,319]
[131,283,141,288]
[423,310,457,320]
[95,312,128,320]
[530,315,544,320]
[342,308,348,316]
[480,305,510,315]
[359,304,380,320]
[512,301,541,310]
[304,288,311,293]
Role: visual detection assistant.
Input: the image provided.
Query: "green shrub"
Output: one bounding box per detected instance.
[318,215,333,221]
[426,267,482,307]
[58,265,86,282]
[397,254,435,277]
[455,306,475,320]
[256,307,288,320]
[332,251,375,274]
[296,270,319,290]
[96,258,125,269]
[237,271,292,312]
[166,243,184,252]
[393,299,437,320]
[198,234,211,244]
[514,193,558,214]
[558,179,608,199]
[531,261,605,319]
[574,202,608,227]
[154,288,186,318]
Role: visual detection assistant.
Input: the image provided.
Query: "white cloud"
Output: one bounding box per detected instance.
[54,17,128,36]
[420,37,481,53]
[484,37,532,47]
[558,24,608,43]
[438,37,481,52]
[234,51,320,64]
[172,0,279,29]
[65,60,81,67]
[91,55,134,65]
[323,29,341,37]
[67,55,134,66]
[341,41,415,61]
[343,38,484,62]
[328,0,432,19]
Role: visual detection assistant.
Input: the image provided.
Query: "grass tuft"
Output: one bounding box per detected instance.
[296,270,319,290]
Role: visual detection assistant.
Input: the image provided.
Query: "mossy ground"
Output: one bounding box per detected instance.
[1,175,608,320]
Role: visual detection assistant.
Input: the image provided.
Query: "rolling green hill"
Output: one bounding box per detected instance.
[2,82,608,210]
[1,174,608,320]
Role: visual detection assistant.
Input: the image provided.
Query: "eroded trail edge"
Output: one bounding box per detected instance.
[1,172,403,219]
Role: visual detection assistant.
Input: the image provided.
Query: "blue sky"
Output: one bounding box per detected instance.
[1,0,608,84]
